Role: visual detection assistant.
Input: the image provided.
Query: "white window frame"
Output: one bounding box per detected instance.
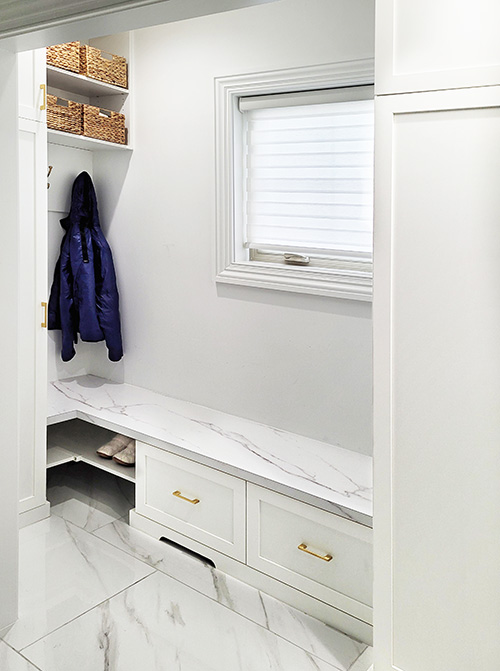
[215,59,375,301]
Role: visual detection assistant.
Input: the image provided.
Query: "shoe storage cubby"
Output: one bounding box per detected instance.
[47,419,136,483]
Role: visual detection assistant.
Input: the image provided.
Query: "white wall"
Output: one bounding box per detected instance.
[90,0,374,454]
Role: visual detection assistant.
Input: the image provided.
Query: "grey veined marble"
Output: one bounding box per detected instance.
[48,375,372,525]
[0,641,39,671]
[0,516,154,650]
[46,465,368,670]
[23,571,363,671]
[93,519,367,669]
[9,478,371,671]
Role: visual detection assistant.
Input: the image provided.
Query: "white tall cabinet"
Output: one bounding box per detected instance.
[373,2,500,670]
[0,48,21,632]
[16,38,132,525]
[17,49,49,527]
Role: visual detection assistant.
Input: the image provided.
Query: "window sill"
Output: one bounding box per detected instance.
[216,261,372,301]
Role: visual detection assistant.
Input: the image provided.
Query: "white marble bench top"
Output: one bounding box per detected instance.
[47,375,373,526]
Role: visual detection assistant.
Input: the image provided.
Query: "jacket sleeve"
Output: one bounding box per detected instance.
[58,242,78,361]
[47,257,61,330]
[96,242,123,362]
[48,237,77,361]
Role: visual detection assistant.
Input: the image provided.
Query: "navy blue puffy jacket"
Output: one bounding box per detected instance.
[48,171,123,362]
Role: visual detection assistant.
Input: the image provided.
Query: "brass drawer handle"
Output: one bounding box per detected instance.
[298,543,333,562]
[172,490,200,505]
[41,301,47,328]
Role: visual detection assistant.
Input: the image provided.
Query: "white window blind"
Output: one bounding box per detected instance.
[240,86,374,259]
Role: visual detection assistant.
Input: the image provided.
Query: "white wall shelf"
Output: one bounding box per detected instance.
[47,419,136,483]
[48,128,132,151]
[47,65,129,97]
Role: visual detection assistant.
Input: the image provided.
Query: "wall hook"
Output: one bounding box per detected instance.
[47,165,53,189]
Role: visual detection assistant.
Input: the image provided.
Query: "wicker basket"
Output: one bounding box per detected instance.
[80,45,128,88]
[47,95,83,135]
[83,104,126,144]
[46,42,81,73]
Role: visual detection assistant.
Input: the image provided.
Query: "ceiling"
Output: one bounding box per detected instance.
[0,0,277,51]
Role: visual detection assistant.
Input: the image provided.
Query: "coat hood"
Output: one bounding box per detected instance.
[60,171,100,231]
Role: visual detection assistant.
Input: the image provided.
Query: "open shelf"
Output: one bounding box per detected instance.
[47,419,135,483]
[47,65,129,97]
[48,129,132,152]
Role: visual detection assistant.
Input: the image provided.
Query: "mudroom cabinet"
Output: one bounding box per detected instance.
[17,36,132,527]
[17,49,49,527]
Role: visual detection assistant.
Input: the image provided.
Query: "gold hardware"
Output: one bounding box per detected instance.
[40,84,46,111]
[47,165,53,190]
[41,302,47,328]
[297,543,333,562]
[172,490,200,505]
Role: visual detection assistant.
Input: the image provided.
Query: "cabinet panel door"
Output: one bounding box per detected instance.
[136,442,246,560]
[18,117,48,514]
[374,87,500,671]
[247,484,372,624]
[376,0,500,94]
[18,49,46,122]
[0,48,20,631]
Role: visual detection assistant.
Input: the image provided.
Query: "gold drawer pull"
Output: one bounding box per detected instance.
[172,490,200,505]
[41,301,47,328]
[298,543,333,562]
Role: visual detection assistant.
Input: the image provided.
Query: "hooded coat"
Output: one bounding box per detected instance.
[48,171,123,362]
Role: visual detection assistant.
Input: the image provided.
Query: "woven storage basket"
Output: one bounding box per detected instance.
[80,45,128,88]
[46,42,81,73]
[83,104,126,144]
[47,95,83,135]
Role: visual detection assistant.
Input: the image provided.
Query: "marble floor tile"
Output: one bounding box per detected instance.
[0,641,40,671]
[349,647,373,671]
[23,571,347,671]
[47,462,134,532]
[93,519,367,669]
[1,516,154,651]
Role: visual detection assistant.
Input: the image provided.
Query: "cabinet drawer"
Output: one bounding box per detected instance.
[136,442,246,560]
[247,484,372,623]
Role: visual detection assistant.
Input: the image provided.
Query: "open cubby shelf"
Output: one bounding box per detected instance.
[47,419,135,483]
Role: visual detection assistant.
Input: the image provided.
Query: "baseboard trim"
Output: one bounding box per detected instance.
[19,501,50,529]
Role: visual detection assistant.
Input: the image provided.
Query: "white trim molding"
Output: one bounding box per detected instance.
[215,59,375,301]
[0,0,276,40]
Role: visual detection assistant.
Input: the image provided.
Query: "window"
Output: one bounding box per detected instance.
[215,61,375,300]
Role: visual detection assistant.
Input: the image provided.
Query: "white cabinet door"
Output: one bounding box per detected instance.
[0,48,20,631]
[376,0,500,94]
[373,86,500,671]
[18,49,47,123]
[247,484,372,624]
[136,442,246,560]
[18,116,48,518]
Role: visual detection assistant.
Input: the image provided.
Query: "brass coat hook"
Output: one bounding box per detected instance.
[47,165,53,189]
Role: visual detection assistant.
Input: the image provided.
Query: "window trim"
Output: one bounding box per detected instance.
[215,59,375,301]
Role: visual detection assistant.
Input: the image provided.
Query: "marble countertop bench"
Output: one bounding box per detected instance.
[47,375,373,527]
